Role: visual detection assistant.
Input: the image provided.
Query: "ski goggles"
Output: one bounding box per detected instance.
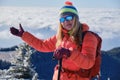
[59,15,73,23]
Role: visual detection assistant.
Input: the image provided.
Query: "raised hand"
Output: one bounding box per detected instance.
[53,47,71,60]
[10,24,24,37]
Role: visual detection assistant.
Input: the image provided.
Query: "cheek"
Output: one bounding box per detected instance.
[61,23,64,26]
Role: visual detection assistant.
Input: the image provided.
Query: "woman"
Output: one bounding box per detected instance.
[10,1,99,80]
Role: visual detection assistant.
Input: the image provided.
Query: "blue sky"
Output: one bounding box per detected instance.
[0,0,120,8]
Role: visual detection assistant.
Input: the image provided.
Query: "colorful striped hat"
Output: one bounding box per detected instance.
[60,1,79,18]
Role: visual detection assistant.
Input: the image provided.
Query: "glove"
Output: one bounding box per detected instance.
[53,47,71,60]
[10,24,24,37]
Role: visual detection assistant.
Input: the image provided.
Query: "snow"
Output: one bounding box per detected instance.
[0,51,16,62]
[0,44,38,80]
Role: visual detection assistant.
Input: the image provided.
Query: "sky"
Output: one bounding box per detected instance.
[0,0,120,8]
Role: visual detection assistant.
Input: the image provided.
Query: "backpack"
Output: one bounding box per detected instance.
[78,31,102,79]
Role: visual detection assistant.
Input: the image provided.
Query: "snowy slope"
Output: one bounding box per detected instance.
[0,51,16,62]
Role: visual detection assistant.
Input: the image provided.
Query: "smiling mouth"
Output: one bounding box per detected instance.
[66,24,72,27]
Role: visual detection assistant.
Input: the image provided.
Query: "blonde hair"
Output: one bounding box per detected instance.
[56,17,82,48]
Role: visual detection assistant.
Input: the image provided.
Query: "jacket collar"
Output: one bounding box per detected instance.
[62,23,89,36]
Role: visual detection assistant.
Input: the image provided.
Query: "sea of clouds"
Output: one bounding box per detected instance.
[0,7,120,50]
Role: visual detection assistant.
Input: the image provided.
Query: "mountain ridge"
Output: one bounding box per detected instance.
[0,45,120,80]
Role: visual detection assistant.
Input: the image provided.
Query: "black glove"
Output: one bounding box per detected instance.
[53,47,71,60]
[10,24,24,37]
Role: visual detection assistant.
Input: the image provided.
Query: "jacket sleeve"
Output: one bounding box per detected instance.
[62,32,98,71]
[21,32,56,52]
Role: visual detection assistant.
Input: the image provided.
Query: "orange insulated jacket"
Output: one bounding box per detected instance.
[22,23,98,80]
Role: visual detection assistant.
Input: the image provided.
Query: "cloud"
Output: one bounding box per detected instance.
[79,8,120,39]
[0,7,120,49]
[0,30,11,39]
[0,7,58,30]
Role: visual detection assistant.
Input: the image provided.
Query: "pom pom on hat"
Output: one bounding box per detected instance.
[65,1,73,6]
[60,1,78,18]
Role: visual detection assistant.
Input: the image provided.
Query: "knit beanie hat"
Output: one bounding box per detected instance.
[59,1,79,18]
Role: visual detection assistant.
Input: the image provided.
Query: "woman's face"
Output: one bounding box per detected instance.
[60,15,74,31]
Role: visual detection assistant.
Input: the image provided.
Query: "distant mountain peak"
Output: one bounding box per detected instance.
[108,47,120,54]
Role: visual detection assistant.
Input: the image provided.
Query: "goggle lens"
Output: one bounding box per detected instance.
[60,16,73,23]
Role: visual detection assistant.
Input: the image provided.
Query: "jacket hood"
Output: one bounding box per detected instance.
[82,23,89,32]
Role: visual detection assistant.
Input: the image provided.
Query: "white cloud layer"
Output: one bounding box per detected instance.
[0,7,120,50]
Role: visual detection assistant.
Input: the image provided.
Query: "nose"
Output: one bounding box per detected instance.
[64,20,71,23]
